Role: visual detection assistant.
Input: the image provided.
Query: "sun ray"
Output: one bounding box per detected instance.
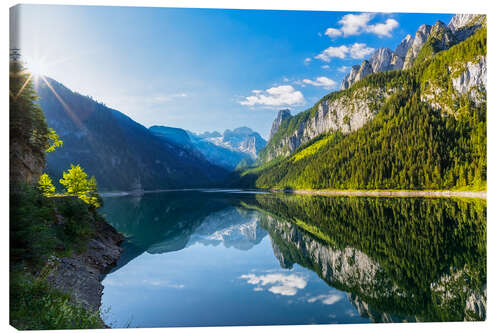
[40,75,88,135]
[13,73,33,100]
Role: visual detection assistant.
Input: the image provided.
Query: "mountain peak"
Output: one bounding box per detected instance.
[369,48,394,73]
[448,14,483,32]
[448,14,485,42]
[270,109,292,138]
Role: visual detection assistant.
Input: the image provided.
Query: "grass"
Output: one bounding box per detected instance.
[10,184,105,330]
[10,270,105,330]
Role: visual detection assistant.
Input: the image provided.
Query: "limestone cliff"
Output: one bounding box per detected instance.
[269,109,292,138]
[262,86,394,162]
[421,55,486,113]
[261,14,486,163]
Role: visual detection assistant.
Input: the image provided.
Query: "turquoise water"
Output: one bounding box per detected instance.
[100,190,486,327]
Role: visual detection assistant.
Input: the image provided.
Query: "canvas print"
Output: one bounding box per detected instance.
[9,4,486,330]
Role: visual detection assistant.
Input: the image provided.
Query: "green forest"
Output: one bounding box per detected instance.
[239,27,486,191]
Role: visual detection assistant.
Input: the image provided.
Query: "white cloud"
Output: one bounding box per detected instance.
[338,65,350,73]
[307,292,343,305]
[239,85,305,108]
[302,76,337,89]
[338,13,374,36]
[315,45,350,62]
[304,57,312,65]
[324,27,342,39]
[240,273,307,296]
[349,43,375,59]
[103,277,184,289]
[365,18,399,37]
[315,43,374,62]
[321,65,330,69]
[323,13,399,38]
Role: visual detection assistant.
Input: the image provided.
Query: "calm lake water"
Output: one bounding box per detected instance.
[99,190,486,328]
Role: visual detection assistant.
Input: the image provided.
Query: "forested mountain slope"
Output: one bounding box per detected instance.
[36,78,228,191]
[239,17,486,191]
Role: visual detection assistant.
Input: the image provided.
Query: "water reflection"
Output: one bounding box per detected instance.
[245,194,486,322]
[101,191,486,326]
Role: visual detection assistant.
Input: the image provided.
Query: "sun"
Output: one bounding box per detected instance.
[25,55,48,78]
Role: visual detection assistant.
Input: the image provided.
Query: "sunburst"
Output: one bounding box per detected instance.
[10,52,89,136]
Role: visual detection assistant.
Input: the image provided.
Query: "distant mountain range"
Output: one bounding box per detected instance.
[36,77,266,191]
[35,78,229,191]
[150,125,266,170]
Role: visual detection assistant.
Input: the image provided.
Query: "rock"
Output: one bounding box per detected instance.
[403,24,432,69]
[9,140,45,186]
[340,65,361,90]
[429,20,455,51]
[449,14,485,42]
[369,48,394,73]
[452,56,487,102]
[263,87,391,161]
[394,34,414,59]
[421,56,486,113]
[46,214,123,312]
[340,61,373,91]
[356,60,373,80]
[449,14,483,33]
[270,109,292,138]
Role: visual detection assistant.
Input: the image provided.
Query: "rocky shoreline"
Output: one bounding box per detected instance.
[46,214,123,323]
[273,189,487,199]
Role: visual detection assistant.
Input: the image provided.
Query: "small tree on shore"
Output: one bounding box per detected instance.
[80,176,102,208]
[59,164,101,208]
[59,164,89,196]
[38,173,55,195]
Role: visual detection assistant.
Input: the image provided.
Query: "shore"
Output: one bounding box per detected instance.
[46,210,124,326]
[273,189,487,199]
[101,188,487,199]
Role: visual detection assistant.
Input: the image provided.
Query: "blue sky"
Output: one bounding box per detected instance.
[13,5,453,138]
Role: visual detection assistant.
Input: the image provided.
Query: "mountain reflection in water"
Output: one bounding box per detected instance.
[100,191,486,327]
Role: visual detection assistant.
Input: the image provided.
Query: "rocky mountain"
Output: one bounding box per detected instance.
[270,109,292,138]
[402,24,432,69]
[340,14,484,91]
[149,126,193,150]
[394,34,413,61]
[369,48,394,73]
[36,77,228,191]
[219,127,267,158]
[449,14,486,42]
[340,33,413,90]
[340,60,374,90]
[187,127,266,170]
[259,14,486,164]
[149,125,266,171]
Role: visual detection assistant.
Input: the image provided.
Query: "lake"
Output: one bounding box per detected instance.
[99,190,486,328]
